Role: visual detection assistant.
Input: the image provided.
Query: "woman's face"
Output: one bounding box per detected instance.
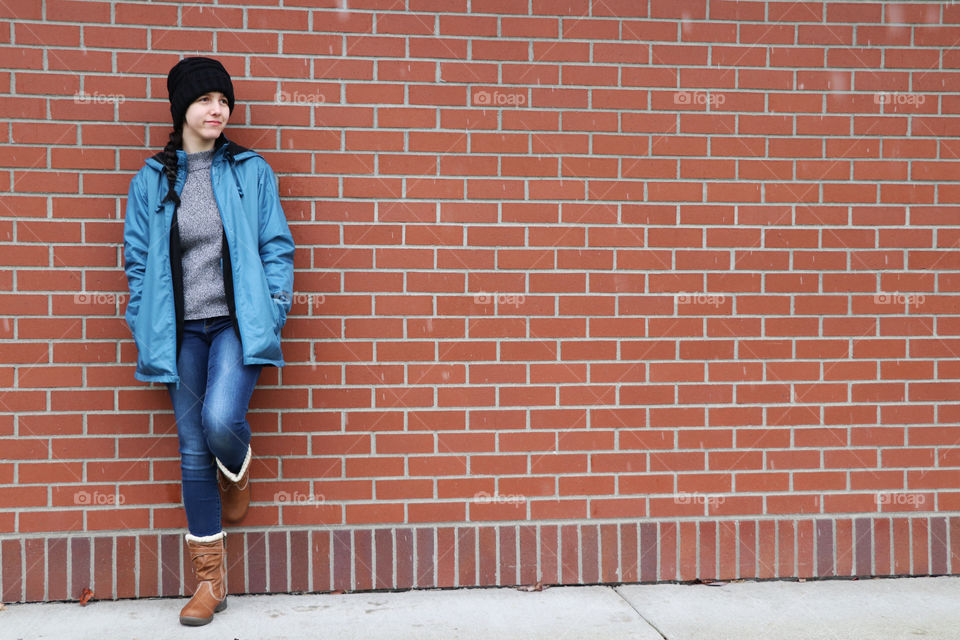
[182,91,230,148]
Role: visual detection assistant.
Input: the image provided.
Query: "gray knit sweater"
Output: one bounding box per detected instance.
[178,149,229,320]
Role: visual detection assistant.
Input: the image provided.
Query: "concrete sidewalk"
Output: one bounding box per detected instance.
[2,575,958,639]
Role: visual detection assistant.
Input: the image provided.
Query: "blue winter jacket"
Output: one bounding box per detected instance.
[123,135,295,387]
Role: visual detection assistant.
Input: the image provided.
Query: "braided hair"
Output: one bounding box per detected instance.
[160,128,182,209]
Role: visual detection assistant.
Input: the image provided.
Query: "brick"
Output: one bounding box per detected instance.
[874,518,892,576]
[700,521,717,580]
[159,534,179,598]
[310,529,330,593]
[136,536,156,598]
[24,538,44,602]
[678,521,697,581]
[2,539,23,602]
[797,520,816,578]
[268,531,287,593]
[930,517,948,575]
[396,528,414,589]
[436,526,456,588]
[115,536,136,599]
[46,538,68,601]
[912,517,930,575]
[892,518,911,574]
[353,529,372,591]
[93,537,113,600]
[456,526,475,587]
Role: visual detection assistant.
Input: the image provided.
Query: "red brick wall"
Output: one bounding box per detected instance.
[2,0,960,602]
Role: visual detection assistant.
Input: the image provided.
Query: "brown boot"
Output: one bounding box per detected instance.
[179,532,228,626]
[216,446,251,523]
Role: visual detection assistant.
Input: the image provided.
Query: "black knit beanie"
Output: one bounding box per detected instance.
[166,56,235,130]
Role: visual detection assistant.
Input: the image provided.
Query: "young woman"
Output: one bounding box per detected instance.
[122,56,295,626]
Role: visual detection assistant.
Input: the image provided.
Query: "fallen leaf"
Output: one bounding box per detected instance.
[78,587,94,606]
[0,602,6,611]
[516,580,545,592]
[691,578,725,586]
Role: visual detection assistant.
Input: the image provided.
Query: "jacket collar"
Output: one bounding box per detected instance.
[144,133,257,171]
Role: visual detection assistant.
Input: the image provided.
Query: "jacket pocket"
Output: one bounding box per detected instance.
[269,297,282,333]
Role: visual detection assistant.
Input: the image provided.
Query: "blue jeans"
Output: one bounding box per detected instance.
[166,316,262,537]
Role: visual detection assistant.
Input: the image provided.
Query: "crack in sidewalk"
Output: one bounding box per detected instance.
[612,585,669,640]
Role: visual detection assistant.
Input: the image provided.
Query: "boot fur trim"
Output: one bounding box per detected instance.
[216,446,251,484]
[185,530,226,544]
